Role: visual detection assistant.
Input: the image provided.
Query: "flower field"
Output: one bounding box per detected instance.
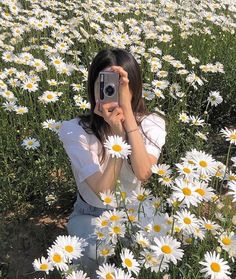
[0,0,236,278]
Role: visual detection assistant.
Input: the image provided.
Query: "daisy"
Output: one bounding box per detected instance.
[149,213,172,238]
[140,250,169,273]
[227,181,236,202]
[175,162,197,179]
[199,251,231,279]
[207,91,223,107]
[32,256,54,274]
[192,180,215,202]
[178,112,190,123]
[2,100,17,112]
[47,246,68,271]
[53,235,87,261]
[151,163,172,177]
[14,105,28,114]
[21,137,40,150]
[193,227,206,240]
[151,235,184,265]
[130,185,152,204]
[196,131,208,141]
[94,215,110,229]
[189,115,205,126]
[98,243,115,258]
[200,218,221,233]
[191,150,217,177]
[104,135,131,159]
[38,91,59,104]
[114,268,135,279]
[103,209,126,223]
[50,55,65,68]
[158,175,174,187]
[171,178,201,208]
[96,263,116,279]
[78,100,91,110]
[108,222,126,244]
[175,209,199,234]
[120,248,140,275]
[220,127,236,145]
[66,270,89,279]
[135,231,150,248]
[218,231,236,256]
[22,79,38,92]
[99,190,117,207]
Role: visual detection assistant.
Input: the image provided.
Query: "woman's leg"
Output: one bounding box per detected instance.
[66,213,102,279]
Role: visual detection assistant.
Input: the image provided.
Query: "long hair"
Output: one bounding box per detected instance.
[78,48,166,165]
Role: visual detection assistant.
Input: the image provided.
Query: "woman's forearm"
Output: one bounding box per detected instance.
[86,156,123,194]
[123,105,153,181]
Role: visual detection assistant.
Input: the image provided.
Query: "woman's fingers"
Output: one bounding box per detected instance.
[110,65,128,78]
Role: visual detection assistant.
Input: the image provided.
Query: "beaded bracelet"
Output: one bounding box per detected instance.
[127,127,139,134]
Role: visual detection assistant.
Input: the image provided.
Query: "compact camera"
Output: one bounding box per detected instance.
[98,70,119,106]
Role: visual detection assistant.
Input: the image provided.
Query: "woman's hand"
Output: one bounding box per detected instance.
[94,100,126,138]
[110,66,132,111]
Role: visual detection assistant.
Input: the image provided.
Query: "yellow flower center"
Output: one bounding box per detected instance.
[128,215,136,222]
[52,253,62,263]
[158,169,166,175]
[124,258,133,267]
[110,215,120,222]
[137,194,146,201]
[104,197,112,204]
[47,94,53,99]
[163,177,171,182]
[101,249,109,256]
[54,59,61,64]
[222,237,231,245]
[210,262,221,272]
[183,167,191,174]
[26,83,33,88]
[97,232,104,238]
[182,187,192,196]
[121,191,126,199]
[230,134,236,140]
[199,160,207,167]
[188,160,195,165]
[195,188,205,196]
[28,141,33,145]
[113,226,121,234]
[183,217,192,224]
[205,223,213,230]
[101,220,108,227]
[40,263,48,270]
[161,245,172,254]
[106,273,114,279]
[112,144,122,152]
[153,225,161,232]
[65,245,74,253]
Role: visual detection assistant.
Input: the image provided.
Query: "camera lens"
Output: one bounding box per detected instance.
[104,84,115,97]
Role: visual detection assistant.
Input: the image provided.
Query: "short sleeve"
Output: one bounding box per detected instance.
[140,113,167,160]
[58,119,101,183]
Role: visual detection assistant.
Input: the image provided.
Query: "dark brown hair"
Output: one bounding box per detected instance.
[78,47,166,164]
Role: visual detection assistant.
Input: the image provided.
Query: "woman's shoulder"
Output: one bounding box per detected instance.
[139,112,166,130]
[58,116,88,142]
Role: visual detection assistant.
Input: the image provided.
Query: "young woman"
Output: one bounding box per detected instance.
[58,48,167,278]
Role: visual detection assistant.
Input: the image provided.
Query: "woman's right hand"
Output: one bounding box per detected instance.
[94,100,126,138]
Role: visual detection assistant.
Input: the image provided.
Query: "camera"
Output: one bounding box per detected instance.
[99,70,119,105]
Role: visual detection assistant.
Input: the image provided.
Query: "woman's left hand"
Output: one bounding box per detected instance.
[110,66,132,111]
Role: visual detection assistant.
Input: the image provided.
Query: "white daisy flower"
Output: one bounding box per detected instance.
[99,190,117,207]
[130,185,152,204]
[191,150,217,177]
[104,135,131,159]
[158,175,174,187]
[32,256,54,274]
[103,209,127,223]
[171,178,201,208]
[148,213,172,238]
[178,112,190,123]
[199,251,231,279]
[14,105,29,114]
[98,243,115,258]
[66,270,89,279]
[135,231,150,248]
[78,100,91,110]
[22,79,38,92]
[120,248,140,275]
[220,127,236,145]
[53,235,87,261]
[207,91,223,107]
[175,162,197,179]
[96,262,116,279]
[200,218,221,233]
[175,209,199,234]
[192,180,215,202]
[38,91,60,104]
[21,137,40,150]
[114,268,135,279]
[108,222,126,244]
[47,246,68,271]
[218,231,236,256]
[227,181,236,202]
[151,235,184,265]
[151,163,172,176]
[140,250,169,273]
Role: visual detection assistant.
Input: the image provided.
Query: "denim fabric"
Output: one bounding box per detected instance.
[66,193,109,279]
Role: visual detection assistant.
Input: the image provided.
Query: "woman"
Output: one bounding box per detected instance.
[58,48,167,278]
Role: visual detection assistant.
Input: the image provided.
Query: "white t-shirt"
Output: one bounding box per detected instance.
[58,113,167,209]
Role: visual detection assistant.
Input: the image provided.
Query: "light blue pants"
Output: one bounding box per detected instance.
[66,193,109,279]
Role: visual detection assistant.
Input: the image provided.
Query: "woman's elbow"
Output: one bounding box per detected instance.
[136,167,153,182]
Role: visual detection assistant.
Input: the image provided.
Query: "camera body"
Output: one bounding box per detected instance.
[99,70,119,105]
